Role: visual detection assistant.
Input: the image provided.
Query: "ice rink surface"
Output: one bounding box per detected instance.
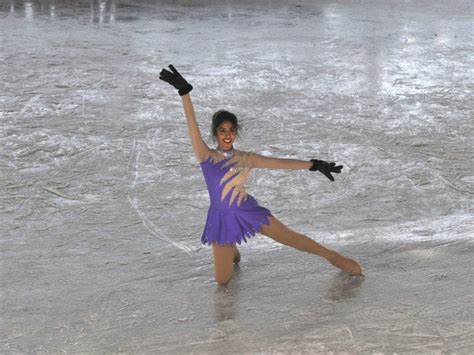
[1,0,473,353]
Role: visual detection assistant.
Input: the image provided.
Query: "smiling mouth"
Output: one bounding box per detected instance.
[223,139,232,143]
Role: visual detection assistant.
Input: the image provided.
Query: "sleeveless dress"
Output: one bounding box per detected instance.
[199,149,273,246]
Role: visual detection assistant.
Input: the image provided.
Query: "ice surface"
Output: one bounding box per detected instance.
[1,0,473,353]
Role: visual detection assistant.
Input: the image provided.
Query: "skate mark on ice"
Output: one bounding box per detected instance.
[128,145,191,254]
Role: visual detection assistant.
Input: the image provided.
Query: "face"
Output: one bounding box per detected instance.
[216,121,236,150]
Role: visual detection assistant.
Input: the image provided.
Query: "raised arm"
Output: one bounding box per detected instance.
[181,94,210,162]
[160,64,210,163]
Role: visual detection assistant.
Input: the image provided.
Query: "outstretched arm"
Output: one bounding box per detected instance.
[248,152,343,181]
[247,152,312,170]
[160,64,210,163]
[181,94,210,162]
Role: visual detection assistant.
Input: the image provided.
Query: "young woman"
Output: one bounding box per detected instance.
[160,65,362,286]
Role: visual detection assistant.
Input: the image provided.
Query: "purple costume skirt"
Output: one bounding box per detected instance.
[201,195,273,246]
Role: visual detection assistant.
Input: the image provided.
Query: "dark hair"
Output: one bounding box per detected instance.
[211,110,242,142]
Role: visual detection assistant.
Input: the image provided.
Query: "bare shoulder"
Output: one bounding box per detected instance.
[197,146,212,164]
[234,149,257,167]
[200,148,220,164]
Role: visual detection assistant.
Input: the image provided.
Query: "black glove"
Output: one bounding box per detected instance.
[159,64,193,96]
[309,159,343,182]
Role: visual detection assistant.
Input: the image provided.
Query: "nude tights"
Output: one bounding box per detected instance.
[212,216,362,286]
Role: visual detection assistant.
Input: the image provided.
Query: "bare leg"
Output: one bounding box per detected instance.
[212,242,235,285]
[260,216,362,275]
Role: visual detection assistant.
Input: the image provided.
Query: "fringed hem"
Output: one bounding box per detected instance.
[201,208,272,247]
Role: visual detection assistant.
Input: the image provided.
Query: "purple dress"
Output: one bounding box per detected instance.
[199,151,273,246]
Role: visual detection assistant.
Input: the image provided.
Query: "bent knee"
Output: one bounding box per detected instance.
[216,277,232,286]
[215,273,233,286]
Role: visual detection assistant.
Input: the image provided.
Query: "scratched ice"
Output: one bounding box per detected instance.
[1,0,473,353]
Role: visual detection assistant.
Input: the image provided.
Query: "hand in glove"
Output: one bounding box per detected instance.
[309,159,343,182]
[159,64,193,96]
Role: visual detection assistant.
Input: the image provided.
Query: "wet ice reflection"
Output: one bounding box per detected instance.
[1,0,473,353]
[90,0,116,24]
[326,273,365,301]
[7,0,119,23]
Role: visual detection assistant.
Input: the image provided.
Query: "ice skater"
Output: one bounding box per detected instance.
[160,65,362,286]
